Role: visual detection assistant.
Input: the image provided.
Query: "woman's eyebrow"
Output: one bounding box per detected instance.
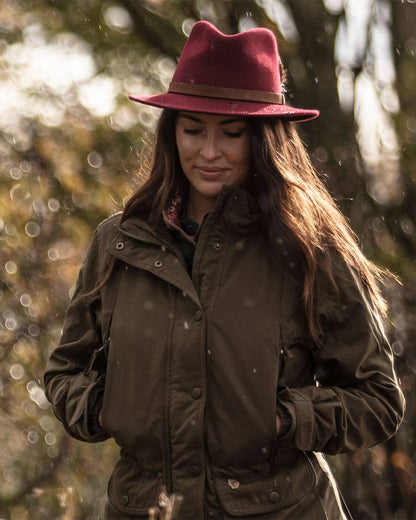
[178,114,245,125]
[219,118,245,126]
[178,114,203,124]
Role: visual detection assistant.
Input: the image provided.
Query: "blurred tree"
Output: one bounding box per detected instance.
[0,0,414,518]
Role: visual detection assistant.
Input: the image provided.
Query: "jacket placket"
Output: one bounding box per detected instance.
[112,221,217,519]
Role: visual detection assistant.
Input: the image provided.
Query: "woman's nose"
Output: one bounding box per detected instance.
[200,133,221,160]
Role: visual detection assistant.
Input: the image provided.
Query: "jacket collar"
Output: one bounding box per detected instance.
[119,184,261,245]
[214,184,261,235]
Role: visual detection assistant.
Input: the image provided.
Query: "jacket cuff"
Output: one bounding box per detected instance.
[276,401,292,437]
[276,386,297,441]
[88,395,105,436]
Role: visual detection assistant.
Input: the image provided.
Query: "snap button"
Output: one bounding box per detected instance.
[120,495,129,506]
[189,464,201,476]
[268,491,280,503]
[193,310,202,322]
[214,242,221,249]
[115,241,124,250]
[191,387,202,399]
[154,260,163,268]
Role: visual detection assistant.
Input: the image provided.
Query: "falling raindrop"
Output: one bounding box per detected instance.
[400,218,414,235]
[10,167,22,180]
[25,221,40,238]
[392,341,405,356]
[28,324,40,337]
[5,318,17,331]
[27,430,39,444]
[48,248,59,261]
[20,294,32,307]
[182,18,195,37]
[314,147,328,163]
[45,432,57,445]
[5,261,17,274]
[5,224,16,236]
[87,151,103,168]
[10,363,25,380]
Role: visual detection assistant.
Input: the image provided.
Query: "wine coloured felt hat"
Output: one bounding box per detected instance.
[129,21,319,122]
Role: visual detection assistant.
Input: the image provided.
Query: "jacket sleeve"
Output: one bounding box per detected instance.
[277,255,405,455]
[44,224,111,443]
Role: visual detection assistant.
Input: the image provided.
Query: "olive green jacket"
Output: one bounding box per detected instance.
[44,186,405,519]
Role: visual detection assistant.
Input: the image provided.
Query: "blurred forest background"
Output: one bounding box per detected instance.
[0,0,415,518]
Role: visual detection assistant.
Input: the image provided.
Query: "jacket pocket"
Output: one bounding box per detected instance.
[278,319,314,389]
[57,370,107,442]
[214,451,316,517]
[83,340,109,376]
[108,452,162,517]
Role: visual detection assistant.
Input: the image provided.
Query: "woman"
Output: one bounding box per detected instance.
[44,21,405,519]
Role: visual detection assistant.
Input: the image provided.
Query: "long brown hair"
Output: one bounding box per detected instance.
[122,110,184,224]
[246,118,390,340]
[112,109,390,342]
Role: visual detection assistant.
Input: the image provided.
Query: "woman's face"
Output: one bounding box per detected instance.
[175,112,250,212]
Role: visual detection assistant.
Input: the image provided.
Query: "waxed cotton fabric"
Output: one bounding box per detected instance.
[44,185,404,519]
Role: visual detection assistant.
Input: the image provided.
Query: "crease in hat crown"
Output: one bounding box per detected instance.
[129,20,319,121]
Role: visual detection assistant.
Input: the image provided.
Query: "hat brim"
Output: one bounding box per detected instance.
[129,93,319,122]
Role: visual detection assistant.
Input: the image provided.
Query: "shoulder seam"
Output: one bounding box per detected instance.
[97,212,122,230]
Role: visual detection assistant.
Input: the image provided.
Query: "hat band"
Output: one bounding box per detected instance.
[168,82,285,105]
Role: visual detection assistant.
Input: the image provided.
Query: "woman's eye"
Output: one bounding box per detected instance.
[225,130,244,138]
[183,128,201,135]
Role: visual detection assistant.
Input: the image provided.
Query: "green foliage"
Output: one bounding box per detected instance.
[0,0,415,518]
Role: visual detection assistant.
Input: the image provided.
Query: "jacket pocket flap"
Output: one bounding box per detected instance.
[215,451,316,516]
[108,453,162,516]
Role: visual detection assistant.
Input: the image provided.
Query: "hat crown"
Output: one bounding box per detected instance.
[129,21,319,121]
[172,21,282,94]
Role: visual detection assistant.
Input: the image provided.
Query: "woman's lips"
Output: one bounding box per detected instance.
[197,166,228,177]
